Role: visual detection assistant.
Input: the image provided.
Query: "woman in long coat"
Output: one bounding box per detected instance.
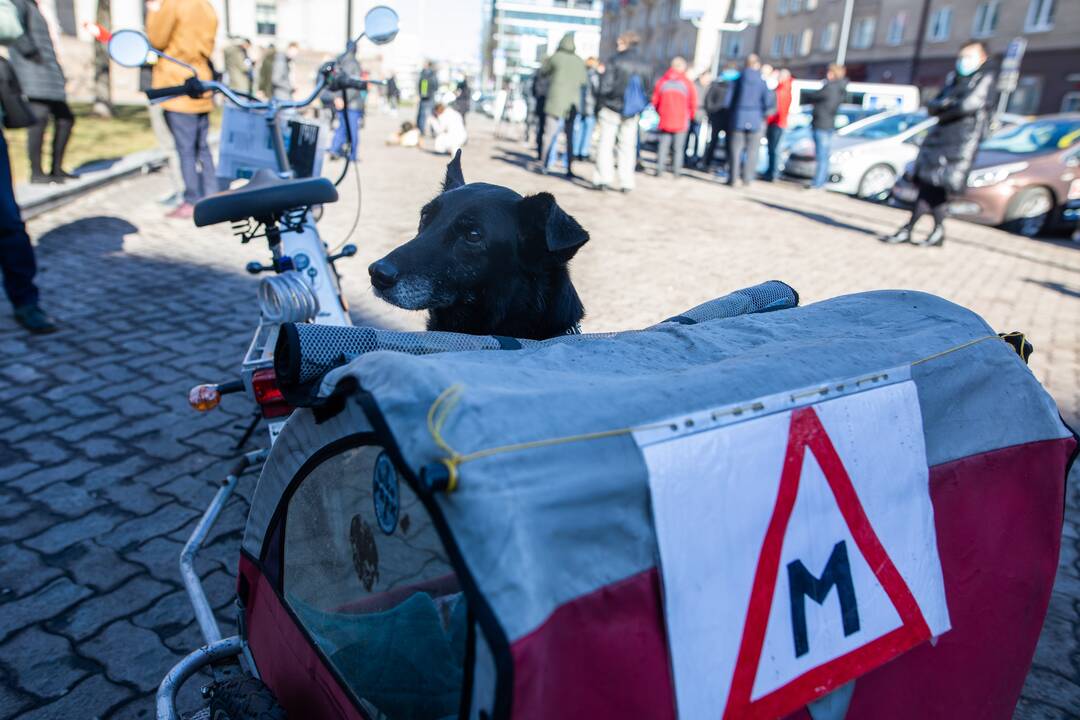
[884,41,994,248]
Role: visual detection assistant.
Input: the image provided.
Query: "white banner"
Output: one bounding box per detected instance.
[639,378,950,719]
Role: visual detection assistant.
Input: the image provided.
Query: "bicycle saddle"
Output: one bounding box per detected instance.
[193,168,339,227]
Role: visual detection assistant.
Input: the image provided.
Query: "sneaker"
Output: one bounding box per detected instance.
[166,202,195,220]
[13,304,58,334]
[50,170,79,181]
[30,172,60,184]
[880,227,912,244]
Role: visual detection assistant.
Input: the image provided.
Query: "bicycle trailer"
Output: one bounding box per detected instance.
[165,281,1075,720]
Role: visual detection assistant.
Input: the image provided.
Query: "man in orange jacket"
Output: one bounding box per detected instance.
[765,68,793,182]
[146,0,218,219]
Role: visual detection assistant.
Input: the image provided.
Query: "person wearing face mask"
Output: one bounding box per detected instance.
[883,40,994,248]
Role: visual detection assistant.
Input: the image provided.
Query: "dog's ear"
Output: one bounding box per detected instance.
[442,150,465,192]
[518,192,589,262]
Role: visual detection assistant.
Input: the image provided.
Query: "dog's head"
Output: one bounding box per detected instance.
[368,151,589,321]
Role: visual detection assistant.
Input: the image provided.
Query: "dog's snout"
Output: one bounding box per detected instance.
[369,259,399,290]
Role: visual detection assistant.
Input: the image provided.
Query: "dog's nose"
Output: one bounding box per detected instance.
[369,259,399,290]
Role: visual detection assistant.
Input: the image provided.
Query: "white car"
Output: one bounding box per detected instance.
[784,111,936,199]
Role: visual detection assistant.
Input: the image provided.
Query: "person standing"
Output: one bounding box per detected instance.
[803,63,848,189]
[529,69,549,159]
[725,54,773,187]
[256,43,275,99]
[651,56,696,179]
[416,61,437,135]
[592,31,651,193]
[685,70,710,168]
[539,32,587,177]
[271,41,298,100]
[223,36,253,96]
[0,0,54,332]
[453,76,471,125]
[146,0,218,220]
[9,0,74,184]
[328,41,363,161]
[572,56,600,160]
[386,74,399,111]
[702,64,736,174]
[764,68,792,181]
[883,42,994,248]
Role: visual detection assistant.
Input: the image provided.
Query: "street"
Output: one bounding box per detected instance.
[1,113,1079,718]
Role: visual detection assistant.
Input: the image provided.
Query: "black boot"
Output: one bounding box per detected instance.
[881,226,912,244]
[915,225,945,247]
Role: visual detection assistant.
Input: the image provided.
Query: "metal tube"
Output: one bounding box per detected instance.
[836,0,855,66]
[180,449,268,646]
[156,636,244,720]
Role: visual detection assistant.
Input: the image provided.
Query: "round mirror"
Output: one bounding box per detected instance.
[108,29,152,67]
[364,6,399,45]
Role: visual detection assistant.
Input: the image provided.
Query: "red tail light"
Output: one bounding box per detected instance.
[251,368,293,418]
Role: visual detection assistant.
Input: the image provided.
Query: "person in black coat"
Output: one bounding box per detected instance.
[802,64,848,189]
[884,41,994,248]
[702,64,736,173]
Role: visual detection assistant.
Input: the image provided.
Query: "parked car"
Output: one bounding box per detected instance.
[891,114,1080,237]
[784,110,934,199]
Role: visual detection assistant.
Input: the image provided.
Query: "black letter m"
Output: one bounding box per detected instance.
[787,540,860,658]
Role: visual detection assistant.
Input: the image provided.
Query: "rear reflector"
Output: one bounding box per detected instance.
[252,368,293,418]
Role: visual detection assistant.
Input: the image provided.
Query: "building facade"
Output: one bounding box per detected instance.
[487,0,603,83]
[597,0,736,76]
[719,0,1079,114]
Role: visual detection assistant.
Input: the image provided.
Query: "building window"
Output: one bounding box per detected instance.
[1062,92,1080,113]
[799,28,813,56]
[791,0,802,13]
[783,32,796,58]
[851,17,875,49]
[886,12,906,45]
[1007,76,1042,114]
[1024,0,1055,31]
[972,1,999,37]
[820,21,838,51]
[927,6,952,42]
[771,34,783,57]
[255,0,277,36]
[777,0,788,16]
[806,0,818,9]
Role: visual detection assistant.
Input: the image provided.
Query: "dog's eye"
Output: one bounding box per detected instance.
[464,228,482,244]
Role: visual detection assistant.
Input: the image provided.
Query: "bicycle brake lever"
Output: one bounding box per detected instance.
[327,244,358,263]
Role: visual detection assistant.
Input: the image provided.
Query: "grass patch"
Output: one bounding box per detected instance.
[5,101,221,186]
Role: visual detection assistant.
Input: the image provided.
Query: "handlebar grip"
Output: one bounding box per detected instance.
[145,84,190,100]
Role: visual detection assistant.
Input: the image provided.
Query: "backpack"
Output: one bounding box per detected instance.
[622,73,647,118]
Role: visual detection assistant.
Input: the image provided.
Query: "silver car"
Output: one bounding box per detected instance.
[784,111,935,199]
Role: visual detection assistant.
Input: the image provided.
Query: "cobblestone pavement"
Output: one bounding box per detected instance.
[1,113,1078,719]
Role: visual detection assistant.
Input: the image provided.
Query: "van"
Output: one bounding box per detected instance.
[791,80,920,113]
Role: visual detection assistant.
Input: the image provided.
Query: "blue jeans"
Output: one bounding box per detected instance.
[164,111,216,204]
[812,129,833,188]
[417,99,434,135]
[0,128,38,307]
[330,109,363,160]
[572,114,595,158]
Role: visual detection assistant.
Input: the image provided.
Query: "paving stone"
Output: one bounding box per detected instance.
[81,437,129,460]
[4,416,74,444]
[0,496,33,521]
[64,395,106,419]
[14,674,133,720]
[94,479,172,515]
[23,509,126,555]
[98,503,196,551]
[9,396,51,423]
[132,432,193,461]
[114,395,162,419]
[1016,696,1076,720]
[10,458,101,494]
[1019,666,1080,717]
[0,460,36,483]
[0,578,93,642]
[0,510,57,544]
[78,455,154,491]
[30,481,106,518]
[79,620,173,692]
[1,626,90,698]
[124,536,186,584]
[0,542,63,599]
[51,413,126,443]
[0,363,42,383]
[46,541,142,593]
[131,589,198,634]
[14,439,68,465]
[47,575,173,641]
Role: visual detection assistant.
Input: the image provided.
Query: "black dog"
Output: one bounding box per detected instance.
[368,151,589,340]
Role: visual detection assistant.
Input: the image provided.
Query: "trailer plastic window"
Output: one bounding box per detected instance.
[283,445,467,719]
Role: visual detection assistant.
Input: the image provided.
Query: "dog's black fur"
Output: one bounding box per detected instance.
[368,151,589,340]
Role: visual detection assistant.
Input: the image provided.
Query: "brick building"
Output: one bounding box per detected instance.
[598,0,735,76]
[718,0,1079,114]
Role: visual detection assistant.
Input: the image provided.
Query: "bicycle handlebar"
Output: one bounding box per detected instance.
[146,84,191,100]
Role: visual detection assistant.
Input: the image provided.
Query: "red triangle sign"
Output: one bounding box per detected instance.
[722,406,933,719]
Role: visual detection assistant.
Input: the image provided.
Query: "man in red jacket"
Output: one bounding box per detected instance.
[652,56,697,178]
[765,68,793,181]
